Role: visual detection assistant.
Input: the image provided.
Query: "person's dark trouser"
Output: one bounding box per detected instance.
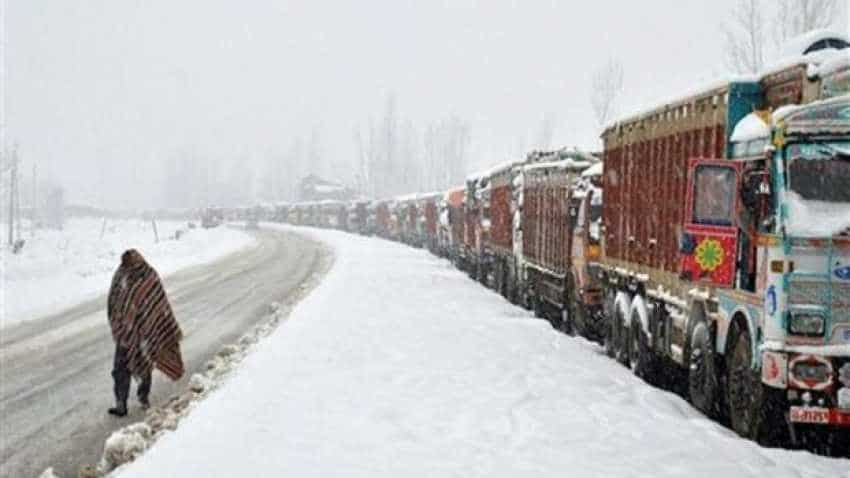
[112,345,152,404]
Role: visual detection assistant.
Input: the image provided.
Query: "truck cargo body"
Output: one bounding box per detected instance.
[567,165,606,341]
[441,187,466,263]
[520,160,586,326]
[479,163,521,302]
[420,193,441,253]
[599,55,850,441]
[460,179,483,277]
[375,201,392,239]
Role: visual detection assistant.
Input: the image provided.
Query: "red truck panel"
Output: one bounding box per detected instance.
[522,171,571,274]
[603,112,726,274]
[424,200,438,236]
[490,184,513,253]
[376,203,390,235]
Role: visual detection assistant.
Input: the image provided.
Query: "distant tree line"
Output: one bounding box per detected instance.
[354,94,471,199]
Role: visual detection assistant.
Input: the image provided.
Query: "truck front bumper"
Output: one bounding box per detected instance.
[761,349,850,428]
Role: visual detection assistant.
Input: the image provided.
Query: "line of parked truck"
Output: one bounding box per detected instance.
[240,36,850,454]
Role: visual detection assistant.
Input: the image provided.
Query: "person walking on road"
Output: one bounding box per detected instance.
[106,249,185,417]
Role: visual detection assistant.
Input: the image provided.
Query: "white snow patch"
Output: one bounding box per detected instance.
[113,225,850,478]
[1,218,256,328]
[38,467,59,478]
[99,422,152,474]
[781,29,850,58]
[730,113,770,143]
[581,162,603,178]
[815,50,850,77]
[785,191,850,237]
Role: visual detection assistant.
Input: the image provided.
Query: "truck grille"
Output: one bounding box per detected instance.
[788,277,850,325]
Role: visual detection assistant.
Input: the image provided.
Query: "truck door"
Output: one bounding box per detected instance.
[680,159,742,287]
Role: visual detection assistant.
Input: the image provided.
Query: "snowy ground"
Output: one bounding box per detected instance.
[1,218,256,328]
[115,226,849,478]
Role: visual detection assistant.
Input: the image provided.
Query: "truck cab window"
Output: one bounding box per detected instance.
[692,165,736,226]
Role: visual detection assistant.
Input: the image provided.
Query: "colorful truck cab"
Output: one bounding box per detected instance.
[720,96,850,433]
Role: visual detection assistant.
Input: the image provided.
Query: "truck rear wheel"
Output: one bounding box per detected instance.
[688,322,718,418]
[629,313,654,380]
[615,303,630,366]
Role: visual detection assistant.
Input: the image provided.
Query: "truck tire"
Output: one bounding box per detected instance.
[603,317,617,359]
[629,308,654,381]
[560,307,574,336]
[615,301,630,366]
[726,322,764,440]
[688,322,718,418]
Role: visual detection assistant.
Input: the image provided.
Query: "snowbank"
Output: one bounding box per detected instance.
[117,226,849,478]
[1,218,256,328]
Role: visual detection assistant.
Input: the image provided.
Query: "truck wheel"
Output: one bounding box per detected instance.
[688,322,718,418]
[603,293,618,358]
[615,303,630,366]
[629,314,654,380]
[560,307,574,336]
[533,296,544,319]
[726,323,762,440]
[568,285,585,338]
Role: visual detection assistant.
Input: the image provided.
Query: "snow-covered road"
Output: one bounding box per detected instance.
[0,229,329,478]
[117,226,850,478]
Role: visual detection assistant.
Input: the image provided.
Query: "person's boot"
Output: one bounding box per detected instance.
[138,395,150,410]
[108,401,128,417]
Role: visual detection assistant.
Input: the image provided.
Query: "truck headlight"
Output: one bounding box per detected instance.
[788,313,825,336]
[792,361,830,384]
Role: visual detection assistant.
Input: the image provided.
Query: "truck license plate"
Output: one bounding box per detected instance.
[790,406,830,424]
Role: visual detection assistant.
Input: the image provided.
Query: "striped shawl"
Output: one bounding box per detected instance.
[107,249,184,381]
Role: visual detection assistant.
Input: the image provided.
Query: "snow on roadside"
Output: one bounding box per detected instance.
[116,226,849,478]
[1,218,256,328]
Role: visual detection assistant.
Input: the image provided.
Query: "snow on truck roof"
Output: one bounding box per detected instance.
[580,162,603,178]
[729,113,770,143]
[813,50,850,78]
[522,158,591,174]
[466,147,598,182]
[781,29,849,58]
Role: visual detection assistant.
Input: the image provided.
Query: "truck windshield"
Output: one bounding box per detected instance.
[784,142,850,236]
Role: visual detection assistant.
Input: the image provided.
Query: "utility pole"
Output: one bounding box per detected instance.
[31,162,36,237]
[1,0,6,245]
[7,145,15,245]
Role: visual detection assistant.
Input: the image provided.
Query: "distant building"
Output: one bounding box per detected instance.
[298,174,355,202]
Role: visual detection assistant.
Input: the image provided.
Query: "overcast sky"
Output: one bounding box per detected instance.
[5,1,849,208]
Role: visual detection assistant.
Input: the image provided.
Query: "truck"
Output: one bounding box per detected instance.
[201,206,224,228]
[598,47,850,445]
[348,200,370,235]
[458,177,484,277]
[418,192,441,254]
[566,162,607,341]
[478,161,522,302]
[518,150,592,329]
[440,187,466,263]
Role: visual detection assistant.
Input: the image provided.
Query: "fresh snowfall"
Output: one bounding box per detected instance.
[111,226,849,478]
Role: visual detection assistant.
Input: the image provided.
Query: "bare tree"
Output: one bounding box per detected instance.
[723,0,767,74]
[773,0,840,50]
[590,59,625,127]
